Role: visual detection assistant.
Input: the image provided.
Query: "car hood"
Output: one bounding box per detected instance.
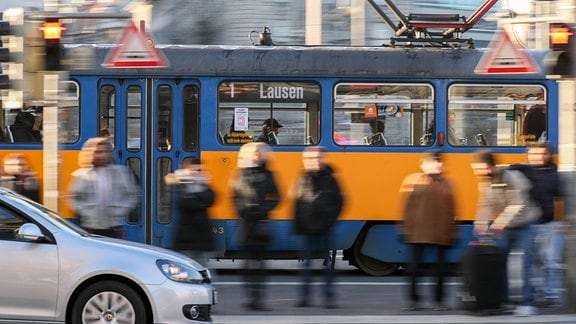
[86,235,205,269]
[54,232,207,287]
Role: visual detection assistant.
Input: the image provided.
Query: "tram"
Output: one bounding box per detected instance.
[0,43,565,275]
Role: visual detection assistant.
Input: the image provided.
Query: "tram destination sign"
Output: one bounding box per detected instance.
[219,82,320,103]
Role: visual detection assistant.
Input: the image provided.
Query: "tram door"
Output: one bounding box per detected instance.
[98,78,200,247]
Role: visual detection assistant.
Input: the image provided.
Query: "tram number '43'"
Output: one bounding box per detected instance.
[211,226,224,235]
[229,82,304,100]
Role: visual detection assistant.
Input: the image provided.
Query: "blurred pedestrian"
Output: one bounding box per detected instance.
[165,157,215,266]
[256,118,282,145]
[526,143,565,308]
[0,153,40,202]
[471,150,540,316]
[400,150,456,311]
[292,146,344,309]
[229,142,280,311]
[68,137,139,239]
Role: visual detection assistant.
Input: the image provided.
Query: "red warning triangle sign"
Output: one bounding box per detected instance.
[102,22,169,68]
[475,30,539,74]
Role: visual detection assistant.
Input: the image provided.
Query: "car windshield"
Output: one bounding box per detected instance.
[2,190,89,235]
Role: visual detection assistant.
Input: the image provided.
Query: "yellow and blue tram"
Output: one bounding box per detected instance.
[1,44,561,275]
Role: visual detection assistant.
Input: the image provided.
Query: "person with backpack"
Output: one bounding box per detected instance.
[292,146,344,309]
[400,150,456,311]
[471,150,541,316]
[525,143,565,308]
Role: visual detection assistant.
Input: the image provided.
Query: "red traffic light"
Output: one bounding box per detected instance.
[550,23,573,49]
[40,21,65,40]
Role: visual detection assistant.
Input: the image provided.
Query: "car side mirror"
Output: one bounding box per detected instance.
[16,223,45,241]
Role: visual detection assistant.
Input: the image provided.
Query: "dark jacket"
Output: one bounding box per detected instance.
[525,163,562,224]
[402,173,456,246]
[293,166,344,236]
[172,183,216,252]
[10,112,41,143]
[231,166,280,246]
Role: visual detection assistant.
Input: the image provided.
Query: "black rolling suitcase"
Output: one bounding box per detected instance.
[460,243,507,313]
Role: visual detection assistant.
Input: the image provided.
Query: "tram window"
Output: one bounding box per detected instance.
[0,81,78,144]
[182,85,199,151]
[448,84,547,146]
[156,85,172,151]
[126,86,142,151]
[59,80,80,143]
[217,81,321,146]
[333,83,434,146]
[99,85,116,146]
[156,157,173,224]
[126,157,142,224]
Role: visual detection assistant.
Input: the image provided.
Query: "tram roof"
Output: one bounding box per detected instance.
[66,44,551,79]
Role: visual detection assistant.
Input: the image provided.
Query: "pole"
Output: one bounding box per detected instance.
[305,0,322,45]
[42,72,60,211]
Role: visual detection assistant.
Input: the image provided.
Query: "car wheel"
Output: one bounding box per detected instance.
[71,280,148,324]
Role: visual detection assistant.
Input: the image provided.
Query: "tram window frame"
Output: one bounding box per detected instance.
[126,86,143,151]
[58,80,80,144]
[156,157,172,224]
[333,83,435,147]
[182,85,199,151]
[156,85,173,151]
[126,157,142,224]
[99,85,116,146]
[216,81,321,146]
[448,84,547,147]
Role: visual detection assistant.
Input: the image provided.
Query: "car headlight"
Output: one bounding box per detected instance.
[156,259,211,284]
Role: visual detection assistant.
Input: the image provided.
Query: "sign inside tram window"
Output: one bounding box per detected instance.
[364,104,377,118]
[234,108,249,131]
[219,81,319,102]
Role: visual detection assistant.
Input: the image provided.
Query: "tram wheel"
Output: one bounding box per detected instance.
[352,227,398,276]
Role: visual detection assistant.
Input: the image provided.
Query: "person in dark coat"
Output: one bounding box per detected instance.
[256,118,282,145]
[526,143,565,308]
[10,111,41,143]
[230,142,280,311]
[400,150,456,311]
[292,146,344,309]
[165,157,215,266]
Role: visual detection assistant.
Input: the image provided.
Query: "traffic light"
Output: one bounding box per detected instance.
[40,19,65,71]
[0,16,9,90]
[547,23,575,77]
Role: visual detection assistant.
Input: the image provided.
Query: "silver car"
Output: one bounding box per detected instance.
[0,188,216,323]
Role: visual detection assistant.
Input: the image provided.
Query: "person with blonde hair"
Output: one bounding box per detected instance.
[68,137,139,239]
[229,142,280,311]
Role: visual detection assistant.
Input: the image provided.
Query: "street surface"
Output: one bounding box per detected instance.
[206,252,576,324]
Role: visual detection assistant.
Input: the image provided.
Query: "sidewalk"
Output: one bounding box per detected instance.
[213,314,576,324]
